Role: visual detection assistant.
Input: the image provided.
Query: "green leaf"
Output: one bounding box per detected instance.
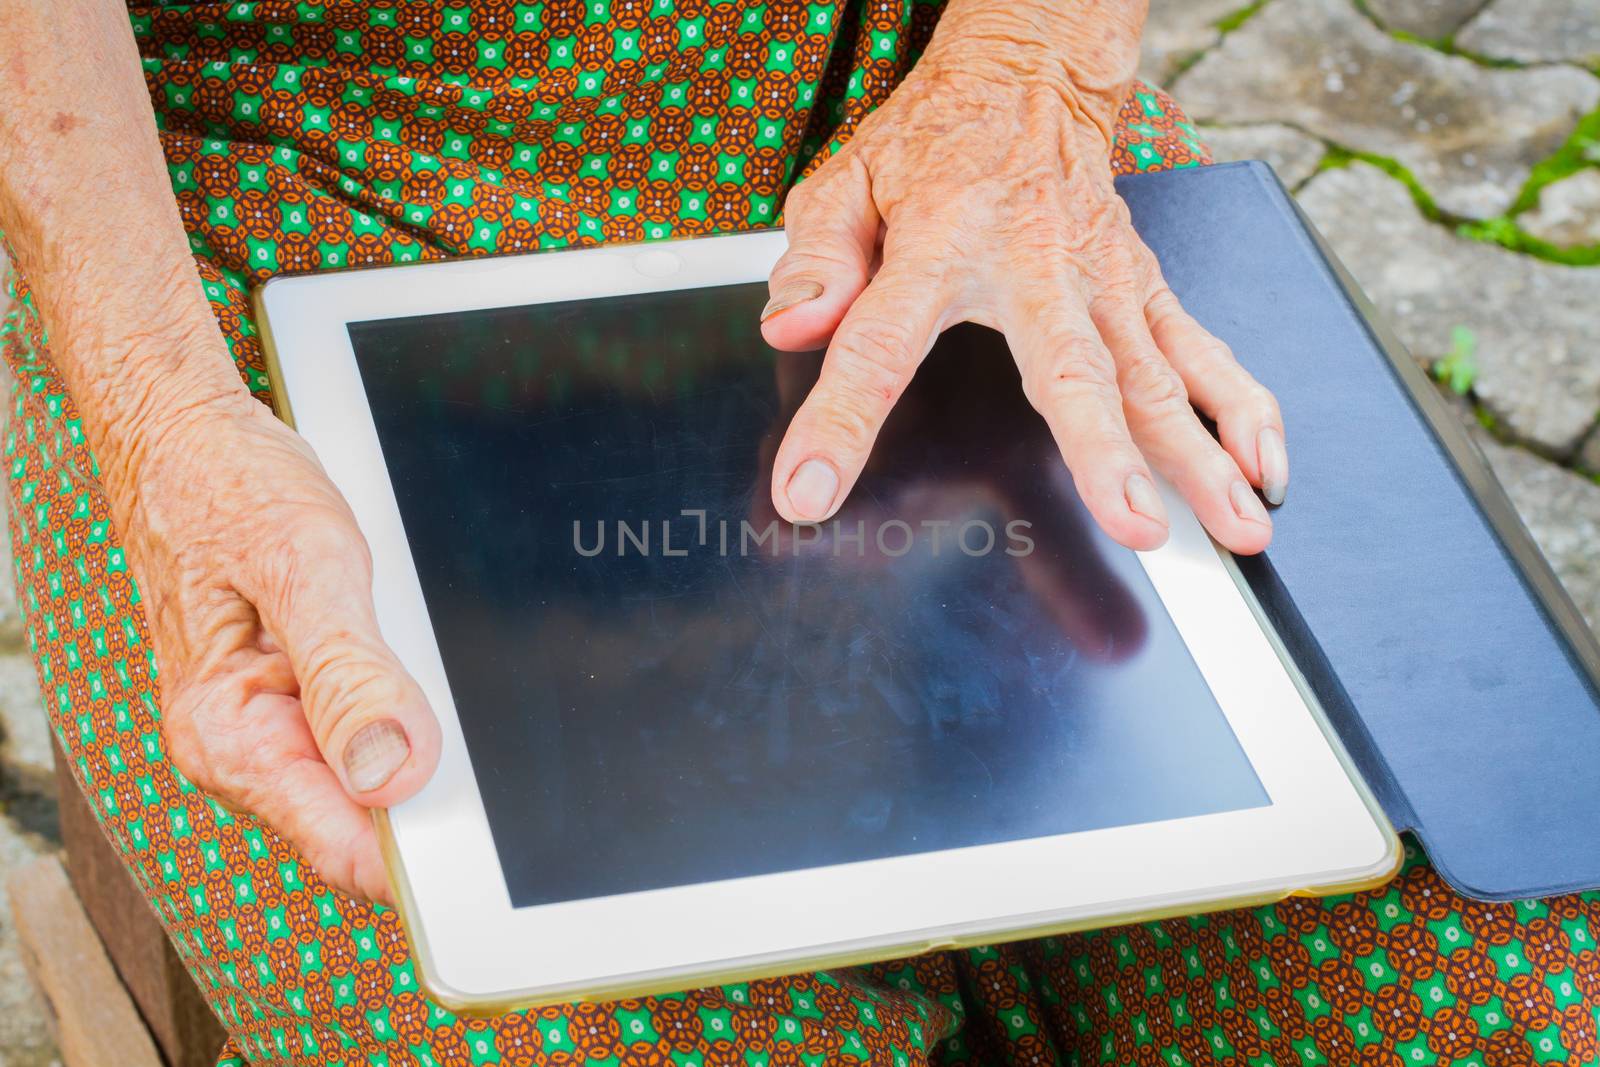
[1432,325,1478,395]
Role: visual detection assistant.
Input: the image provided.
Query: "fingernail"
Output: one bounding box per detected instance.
[1230,480,1271,526]
[785,458,840,520]
[344,719,410,794]
[1257,426,1288,507]
[1124,473,1168,527]
[760,280,823,322]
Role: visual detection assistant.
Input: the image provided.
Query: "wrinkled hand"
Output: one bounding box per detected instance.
[125,391,441,903]
[761,62,1288,555]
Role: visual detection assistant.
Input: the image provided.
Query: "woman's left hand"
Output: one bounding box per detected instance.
[760,2,1287,555]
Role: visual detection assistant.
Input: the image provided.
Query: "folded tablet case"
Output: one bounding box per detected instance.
[1116,161,1600,903]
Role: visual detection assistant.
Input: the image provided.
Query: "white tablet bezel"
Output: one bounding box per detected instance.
[254,229,1398,1012]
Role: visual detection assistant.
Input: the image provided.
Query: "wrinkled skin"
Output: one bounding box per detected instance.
[761,63,1288,554]
[2,0,441,904]
[127,386,442,904]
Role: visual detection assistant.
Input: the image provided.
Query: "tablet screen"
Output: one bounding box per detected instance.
[348,282,1268,909]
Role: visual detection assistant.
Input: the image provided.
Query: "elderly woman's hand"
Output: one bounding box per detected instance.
[124,382,442,903]
[2,1,441,903]
[762,0,1288,555]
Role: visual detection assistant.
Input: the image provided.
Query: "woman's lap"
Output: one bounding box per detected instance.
[5,2,1599,1064]
[929,843,1600,1065]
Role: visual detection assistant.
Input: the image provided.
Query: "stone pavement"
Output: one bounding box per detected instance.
[1148,0,1600,627]
[2,1,1599,1062]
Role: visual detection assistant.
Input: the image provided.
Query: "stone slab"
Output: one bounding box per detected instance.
[0,819,61,1067]
[1520,168,1600,249]
[1197,123,1326,188]
[1176,0,1600,218]
[1458,0,1600,66]
[1366,0,1490,40]
[1296,162,1600,454]
[1578,424,1600,474]
[0,654,50,781]
[1475,432,1600,633]
[8,854,163,1067]
[1139,0,1243,88]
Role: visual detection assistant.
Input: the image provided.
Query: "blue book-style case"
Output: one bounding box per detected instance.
[1123,161,1600,902]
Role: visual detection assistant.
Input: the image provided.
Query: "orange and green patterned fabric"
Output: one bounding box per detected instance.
[3,1,1599,1064]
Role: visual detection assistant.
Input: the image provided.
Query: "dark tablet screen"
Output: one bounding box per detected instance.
[347,281,1268,908]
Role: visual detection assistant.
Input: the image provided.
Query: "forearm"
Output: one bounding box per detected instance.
[0,0,250,506]
[918,0,1147,144]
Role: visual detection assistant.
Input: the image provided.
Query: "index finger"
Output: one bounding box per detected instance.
[769,262,947,523]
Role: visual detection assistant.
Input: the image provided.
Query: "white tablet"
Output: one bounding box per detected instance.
[254,229,1398,1013]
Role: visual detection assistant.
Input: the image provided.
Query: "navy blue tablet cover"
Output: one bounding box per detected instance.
[1118,161,1600,901]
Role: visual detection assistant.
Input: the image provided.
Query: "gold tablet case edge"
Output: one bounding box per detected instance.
[252,278,296,430]
[378,789,1401,1018]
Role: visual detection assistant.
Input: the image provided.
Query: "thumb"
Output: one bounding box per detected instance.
[251,521,443,809]
[760,155,880,352]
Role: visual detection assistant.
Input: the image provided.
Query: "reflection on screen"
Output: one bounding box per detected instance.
[347,283,1267,908]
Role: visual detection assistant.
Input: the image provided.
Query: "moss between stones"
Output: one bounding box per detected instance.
[1178,0,1599,269]
[1315,138,1600,267]
[1315,145,1444,218]
[1348,0,1525,68]
[1460,104,1600,267]
[1504,106,1600,213]
[1392,32,1524,69]
[1213,1,1269,34]
[1456,217,1600,267]
[1165,1,1274,81]
[1221,0,1599,466]
[1334,0,1600,263]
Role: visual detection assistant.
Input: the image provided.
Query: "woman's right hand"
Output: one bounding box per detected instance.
[120,382,441,903]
